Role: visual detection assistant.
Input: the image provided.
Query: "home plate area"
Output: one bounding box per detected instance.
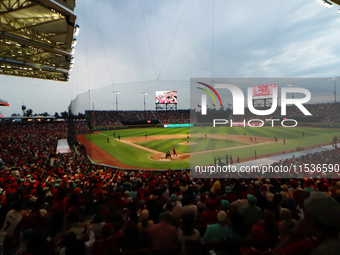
[149,153,191,161]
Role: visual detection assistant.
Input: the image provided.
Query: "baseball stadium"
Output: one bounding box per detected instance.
[68,80,340,180]
[1,1,340,255]
[74,107,339,172]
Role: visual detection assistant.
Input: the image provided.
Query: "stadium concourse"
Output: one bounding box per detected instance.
[0,104,339,255]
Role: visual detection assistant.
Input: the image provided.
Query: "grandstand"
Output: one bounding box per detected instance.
[86,110,191,129]
[0,119,340,254]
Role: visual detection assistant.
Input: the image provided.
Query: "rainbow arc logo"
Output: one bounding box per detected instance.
[196,82,223,107]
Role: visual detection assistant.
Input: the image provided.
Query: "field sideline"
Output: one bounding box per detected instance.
[81,126,340,170]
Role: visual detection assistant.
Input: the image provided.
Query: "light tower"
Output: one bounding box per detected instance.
[142,92,148,111]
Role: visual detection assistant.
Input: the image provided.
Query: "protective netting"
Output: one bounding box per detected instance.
[67,81,192,170]
[67,78,340,177]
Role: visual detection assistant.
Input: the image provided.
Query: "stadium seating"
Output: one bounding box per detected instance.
[0,105,339,254]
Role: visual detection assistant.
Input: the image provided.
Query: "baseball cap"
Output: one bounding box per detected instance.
[170,194,177,202]
[247,194,257,205]
[221,199,230,210]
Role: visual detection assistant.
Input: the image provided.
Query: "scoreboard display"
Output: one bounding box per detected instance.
[155,91,177,104]
[252,84,279,99]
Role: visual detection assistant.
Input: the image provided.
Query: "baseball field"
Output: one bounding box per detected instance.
[78,126,340,170]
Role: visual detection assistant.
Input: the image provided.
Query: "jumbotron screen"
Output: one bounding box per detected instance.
[155,91,177,104]
[252,84,279,99]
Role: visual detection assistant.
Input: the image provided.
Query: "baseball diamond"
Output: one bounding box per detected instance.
[78,126,340,170]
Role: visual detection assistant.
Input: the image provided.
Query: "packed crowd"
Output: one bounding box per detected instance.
[87,110,191,128]
[90,111,124,128]
[0,122,339,255]
[153,110,190,124]
[71,120,91,135]
[71,103,339,131]
[272,148,340,178]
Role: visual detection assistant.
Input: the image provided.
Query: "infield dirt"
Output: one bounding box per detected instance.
[120,134,276,161]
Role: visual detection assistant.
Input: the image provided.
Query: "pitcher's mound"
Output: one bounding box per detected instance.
[149,153,190,161]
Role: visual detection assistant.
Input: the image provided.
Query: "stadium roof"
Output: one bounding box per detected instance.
[331,0,340,5]
[0,0,339,83]
[0,0,77,81]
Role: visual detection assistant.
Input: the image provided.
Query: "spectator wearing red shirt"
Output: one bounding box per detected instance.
[149,212,179,249]
[199,199,218,226]
[91,223,123,255]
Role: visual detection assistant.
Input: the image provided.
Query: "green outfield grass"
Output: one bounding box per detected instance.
[84,128,191,169]
[84,126,340,169]
[137,137,246,153]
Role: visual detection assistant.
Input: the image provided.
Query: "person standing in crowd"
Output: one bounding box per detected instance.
[149,212,179,249]
[137,209,154,248]
[165,194,183,219]
[0,200,23,254]
[242,194,262,227]
[178,213,200,246]
[203,211,231,243]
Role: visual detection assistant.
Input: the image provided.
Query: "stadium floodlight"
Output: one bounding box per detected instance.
[287,83,295,99]
[113,91,120,110]
[315,0,333,8]
[72,39,77,47]
[74,24,80,36]
[328,77,337,103]
[70,47,75,55]
[142,92,148,111]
